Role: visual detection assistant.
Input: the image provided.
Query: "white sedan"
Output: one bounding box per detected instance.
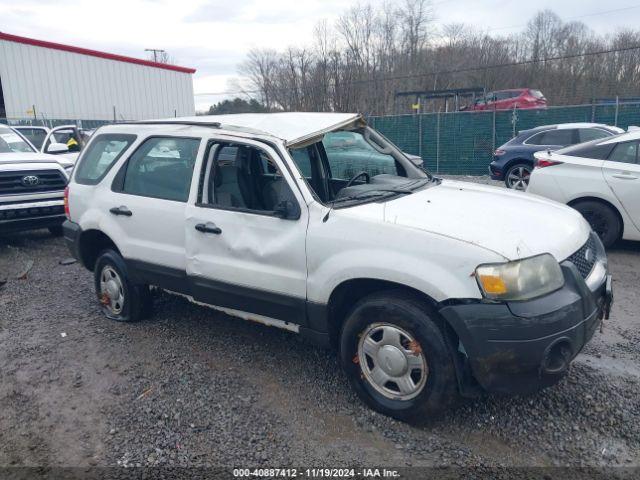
[529,131,640,247]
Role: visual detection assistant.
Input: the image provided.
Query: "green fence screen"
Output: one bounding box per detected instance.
[369,103,640,175]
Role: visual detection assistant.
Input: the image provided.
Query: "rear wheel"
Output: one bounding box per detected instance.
[93,249,152,322]
[339,291,457,423]
[505,163,532,190]
[572,200,621,248]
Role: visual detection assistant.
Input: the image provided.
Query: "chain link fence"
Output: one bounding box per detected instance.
[370,101,640,175]
[4,102,640,176]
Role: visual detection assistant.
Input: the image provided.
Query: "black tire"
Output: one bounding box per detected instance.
[339,290,457,423]
[572,200,621,248]
[48,225,64,237]
[504,162,532,190]
[93,249,152,322]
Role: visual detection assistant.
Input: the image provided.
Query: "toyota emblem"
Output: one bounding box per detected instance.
[21,175,40,186]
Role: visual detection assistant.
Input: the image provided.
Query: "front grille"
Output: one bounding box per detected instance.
[566,234,597,279]
[0,204,65,221]
[0,169,67,195]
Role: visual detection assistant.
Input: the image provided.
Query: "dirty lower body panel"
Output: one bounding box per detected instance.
[440,264,611,395]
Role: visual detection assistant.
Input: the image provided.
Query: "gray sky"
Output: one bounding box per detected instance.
[1,0,639,110]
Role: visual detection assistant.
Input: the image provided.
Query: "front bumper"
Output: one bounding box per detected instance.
[0,199,65,234]
[440,261,611,395]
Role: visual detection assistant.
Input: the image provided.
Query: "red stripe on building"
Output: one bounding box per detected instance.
[0,31,196,74]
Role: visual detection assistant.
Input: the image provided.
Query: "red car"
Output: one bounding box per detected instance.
[466,88,547,111]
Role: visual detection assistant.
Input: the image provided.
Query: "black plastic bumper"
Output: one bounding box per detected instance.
[62,220,82,261]
[0,213,65,234]
[488,162,503,180]
[440,262,611,395]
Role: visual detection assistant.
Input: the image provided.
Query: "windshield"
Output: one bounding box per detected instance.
[16,127,47,149]
[0,126,36,153]
[289,126,435,207]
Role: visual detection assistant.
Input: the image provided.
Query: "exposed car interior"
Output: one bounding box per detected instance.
[289,127,430,205]
[198,142,297,215]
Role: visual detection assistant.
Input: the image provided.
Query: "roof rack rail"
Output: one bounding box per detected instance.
[117,120,222,128]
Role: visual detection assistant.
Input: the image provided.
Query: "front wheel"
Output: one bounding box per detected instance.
[93,249,152,322]
[339,291,457,423]
[572,200,621,248]
[505,163,532,190]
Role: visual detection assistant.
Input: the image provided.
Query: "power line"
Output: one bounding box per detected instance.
[145,48,166,62]
[486,4,640,32]
[194,43,640,98]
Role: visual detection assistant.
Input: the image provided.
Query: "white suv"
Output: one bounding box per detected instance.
[63,113,612,421]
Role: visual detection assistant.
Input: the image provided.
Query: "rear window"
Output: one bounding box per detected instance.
[121,136,200,202]
[75,134,136,185]
[555,139,616,159]
[578,128,612,143]
[530,89,545,99]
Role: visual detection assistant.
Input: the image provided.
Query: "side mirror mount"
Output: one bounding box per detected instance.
[47,142,69,154]
[273,200,300,220]
[404,152,424,168]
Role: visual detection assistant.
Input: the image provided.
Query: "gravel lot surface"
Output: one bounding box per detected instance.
[1,176,639,473]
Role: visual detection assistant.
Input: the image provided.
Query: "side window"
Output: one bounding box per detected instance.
[122,137,200,202]
[199,142,297,213]
[75,134,136,185]
[579,129,611,143]
[527,129,574,146]
[494,91,514,101]
[608,142,638,164]
[290,147,313,178]
[322,131,399,180]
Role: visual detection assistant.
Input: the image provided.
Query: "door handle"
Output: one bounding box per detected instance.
[109,206,132,216]
[195,222,222,235]
[612,173,638,180]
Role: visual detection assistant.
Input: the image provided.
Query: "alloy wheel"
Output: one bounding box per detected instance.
[507,165,531,190]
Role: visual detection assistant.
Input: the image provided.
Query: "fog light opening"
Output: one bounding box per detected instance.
[542,340,572,374]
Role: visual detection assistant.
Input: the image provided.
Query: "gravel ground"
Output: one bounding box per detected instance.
[1,176,639,473]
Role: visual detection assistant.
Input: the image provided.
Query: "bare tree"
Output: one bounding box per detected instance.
[237,2,640,115]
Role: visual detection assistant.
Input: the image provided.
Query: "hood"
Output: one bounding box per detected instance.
[0,152,73,169]
[380,180,589,261]
[167,112,361,146]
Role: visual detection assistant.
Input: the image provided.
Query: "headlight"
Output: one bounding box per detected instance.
[64,165,74,176]
[475,253,564,301]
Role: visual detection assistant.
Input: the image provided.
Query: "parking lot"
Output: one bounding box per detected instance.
[1,177,639,470]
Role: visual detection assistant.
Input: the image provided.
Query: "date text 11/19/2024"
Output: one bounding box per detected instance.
[232,468,401,478]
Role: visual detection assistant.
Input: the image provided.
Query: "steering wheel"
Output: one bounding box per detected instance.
[345,171,371,189]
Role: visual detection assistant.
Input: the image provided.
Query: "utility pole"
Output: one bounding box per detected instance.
[145,48,165,62]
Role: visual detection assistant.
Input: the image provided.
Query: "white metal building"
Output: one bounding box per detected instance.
[0,32,196,121]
